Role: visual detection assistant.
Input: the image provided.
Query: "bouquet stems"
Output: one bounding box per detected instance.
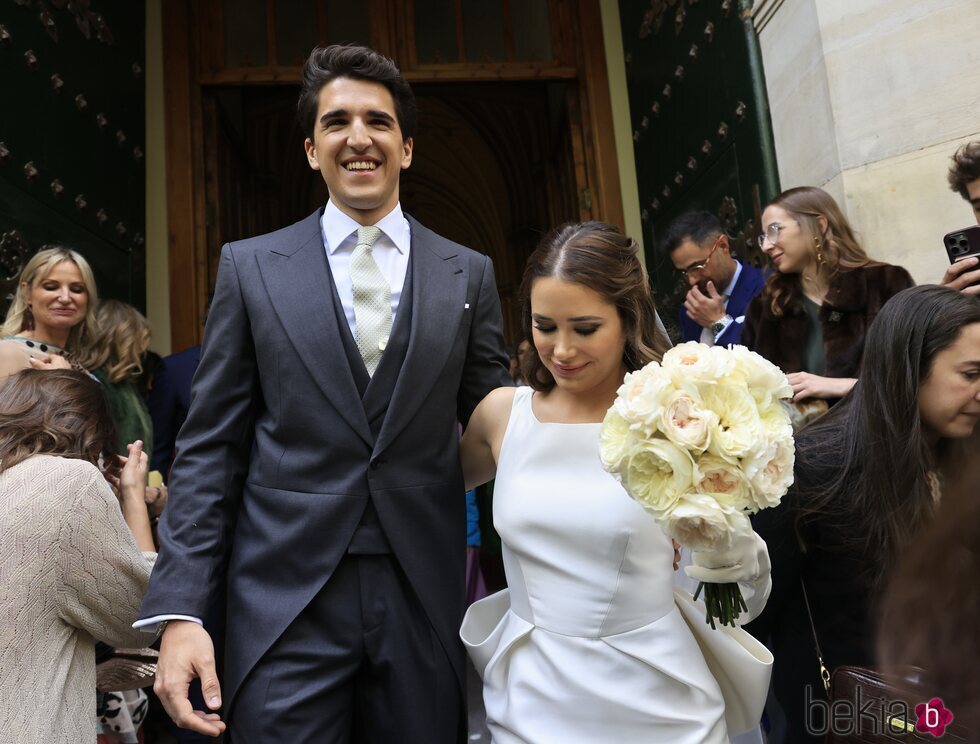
[693,581,748,629]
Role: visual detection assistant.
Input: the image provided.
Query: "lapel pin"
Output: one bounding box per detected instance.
[464,303,470,309]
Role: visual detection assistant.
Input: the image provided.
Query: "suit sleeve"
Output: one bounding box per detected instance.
[456,255,513,426]
[139,244,260,619]
[147,356,177,474]
[715,316,744,347]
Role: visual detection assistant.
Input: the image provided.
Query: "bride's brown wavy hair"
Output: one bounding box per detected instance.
[0,369,118,478]
[519,221,671,392]
[761,186,879,316]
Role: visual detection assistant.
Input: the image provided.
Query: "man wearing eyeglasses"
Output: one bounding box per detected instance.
[663,211,766,346]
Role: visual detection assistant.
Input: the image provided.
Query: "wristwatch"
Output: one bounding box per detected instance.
[710,314,733,337]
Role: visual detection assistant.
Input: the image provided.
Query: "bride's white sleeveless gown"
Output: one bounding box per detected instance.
[465,387,730,743]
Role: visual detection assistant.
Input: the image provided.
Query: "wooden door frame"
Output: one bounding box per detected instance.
[162,0,622,351]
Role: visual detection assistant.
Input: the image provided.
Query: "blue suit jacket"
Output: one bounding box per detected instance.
[678,262,766,346]
[148,345,201,475]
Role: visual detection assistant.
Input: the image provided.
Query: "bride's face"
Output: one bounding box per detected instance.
[530,277,628,396]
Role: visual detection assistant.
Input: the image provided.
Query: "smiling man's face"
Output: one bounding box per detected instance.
[304,76,413,225]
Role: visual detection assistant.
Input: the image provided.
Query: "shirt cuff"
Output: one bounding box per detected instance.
[133,614,204,633]
[712,314,735,341]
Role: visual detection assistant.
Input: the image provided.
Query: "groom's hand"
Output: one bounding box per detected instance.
[155,620,226,737]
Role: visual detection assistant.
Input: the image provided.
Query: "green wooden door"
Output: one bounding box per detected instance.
[0,1,145,316]
[619,0,778,338]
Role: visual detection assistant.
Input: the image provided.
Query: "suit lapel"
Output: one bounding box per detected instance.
[727,263,753,317]
[372,217,466,457]
[255,209,373,448]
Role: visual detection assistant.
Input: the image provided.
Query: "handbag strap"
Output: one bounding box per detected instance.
[800,577,832,693]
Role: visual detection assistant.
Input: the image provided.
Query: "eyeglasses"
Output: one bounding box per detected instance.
[757,223,786,248]
[678,234,724,278]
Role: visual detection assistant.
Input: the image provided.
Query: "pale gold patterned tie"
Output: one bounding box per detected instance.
[350,225,391,376]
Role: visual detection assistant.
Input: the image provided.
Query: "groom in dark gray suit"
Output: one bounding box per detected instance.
[138,44,511,742]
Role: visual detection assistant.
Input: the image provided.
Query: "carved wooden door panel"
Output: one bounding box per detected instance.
[619,0,779,331]
[0,1,145,315]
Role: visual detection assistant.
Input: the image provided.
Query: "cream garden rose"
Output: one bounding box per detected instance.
[694,454,754,509]
[599,408,637,473]
[619,438,695,518]
[741,436,795,510]
[661,341,734,384]
[728,345,793,407]
[613,366,673,437]
[704,383,767,463]
[660,389,718,454]
[662,494,752,552]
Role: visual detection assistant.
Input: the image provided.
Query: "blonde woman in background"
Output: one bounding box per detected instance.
[0,246,100,384]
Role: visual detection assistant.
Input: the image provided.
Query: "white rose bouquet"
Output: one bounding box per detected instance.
[600,342,795,628]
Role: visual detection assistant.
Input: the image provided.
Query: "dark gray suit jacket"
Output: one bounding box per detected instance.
[139,208,511,710]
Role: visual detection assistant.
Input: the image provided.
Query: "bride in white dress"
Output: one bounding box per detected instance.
[460,222,772,743]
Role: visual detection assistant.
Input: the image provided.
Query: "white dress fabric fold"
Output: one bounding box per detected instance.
[462,387,729,743]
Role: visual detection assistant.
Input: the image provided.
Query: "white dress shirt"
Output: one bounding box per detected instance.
[321,200,412,335]
[134,201,413,633]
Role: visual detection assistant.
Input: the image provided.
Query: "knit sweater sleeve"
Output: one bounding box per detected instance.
[56,466,157,647]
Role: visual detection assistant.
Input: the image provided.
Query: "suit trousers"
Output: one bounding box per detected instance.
[228,553,462,743]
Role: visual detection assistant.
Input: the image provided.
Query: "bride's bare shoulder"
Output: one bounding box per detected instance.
[470,386,519,431]
[484,385,518,409]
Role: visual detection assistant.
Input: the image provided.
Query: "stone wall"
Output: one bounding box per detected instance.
[754,0,980,284]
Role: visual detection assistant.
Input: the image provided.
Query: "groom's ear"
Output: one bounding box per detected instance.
[400,137,414,170]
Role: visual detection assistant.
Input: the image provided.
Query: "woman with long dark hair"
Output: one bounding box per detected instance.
[746,285,980,742]
[460,222,772,742]
[0,370,156,742]
[743,187,914,415]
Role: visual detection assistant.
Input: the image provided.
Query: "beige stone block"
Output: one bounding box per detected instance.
[758,0,841,188]
[817,0,980,169]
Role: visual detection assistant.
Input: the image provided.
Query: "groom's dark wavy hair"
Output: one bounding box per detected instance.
[518,221,671,392]
[297,44,417,142]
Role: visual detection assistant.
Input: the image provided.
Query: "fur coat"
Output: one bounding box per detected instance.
[741,263,915,378]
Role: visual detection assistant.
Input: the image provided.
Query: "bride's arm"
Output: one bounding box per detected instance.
[460,386,516,492]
